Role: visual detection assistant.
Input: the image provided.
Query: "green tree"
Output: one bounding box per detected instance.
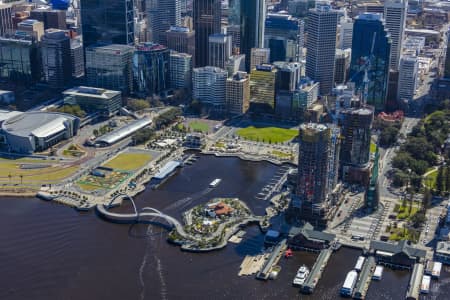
[127,99,150,111]
[422,188,432,210]
[437,166,445,194]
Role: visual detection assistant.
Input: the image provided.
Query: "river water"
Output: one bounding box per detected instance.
[1,154,449,300]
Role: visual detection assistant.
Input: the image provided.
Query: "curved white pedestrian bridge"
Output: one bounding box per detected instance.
[96,193,187,235]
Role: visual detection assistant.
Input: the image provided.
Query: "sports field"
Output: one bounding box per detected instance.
[189,121,210,133]
[236,126,298,143]
[103,153,152,171]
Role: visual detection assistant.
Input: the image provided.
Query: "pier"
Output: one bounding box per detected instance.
[353,256,376,299]
[405,263,424,300]
[301,248,333,294]
[256,239,287,280]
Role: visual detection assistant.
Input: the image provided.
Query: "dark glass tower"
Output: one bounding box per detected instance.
[349,13,391,112]
[133,43,170,97]
[193,0,221,67]
[240,0,265,71]
[80,0,134,48]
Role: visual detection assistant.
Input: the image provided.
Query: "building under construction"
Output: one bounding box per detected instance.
[296,123,340,228]
[340,106,374,185]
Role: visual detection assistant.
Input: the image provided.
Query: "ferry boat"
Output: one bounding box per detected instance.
[292,265,310,286]
[209,178,221,188]
[340,270,358,297]
[372,265,384,280]
[355,256,365,272]
[420,275,431,294]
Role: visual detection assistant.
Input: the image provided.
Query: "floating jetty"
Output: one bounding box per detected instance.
[405,263,424,300]
[300,248,332,294]
[238,254,269,276]
[256,239,287,280]
[354,256,376,299]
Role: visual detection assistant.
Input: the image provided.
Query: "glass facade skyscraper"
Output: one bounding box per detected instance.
[133,43,170,97]
[80,0,134,48]
[350,13,391,112]
[264,13,303,63]
[241,0,266,71]
[193,0,221,67]
[0,36,41,84]
[85,44,134,96]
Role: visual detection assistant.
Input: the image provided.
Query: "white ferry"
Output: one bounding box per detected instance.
[355,256,365,272]
[209,178,222,188]
[292,265,310,286]
[420,275,431,294]
[372,265,384,280]
[340,270,358,297]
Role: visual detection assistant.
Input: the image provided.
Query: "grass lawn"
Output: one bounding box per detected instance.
[394,203,420,220]
[0,159,78,184]
[214,141,225,148]
[271,150,291,159]
[424,169,438,189]
[236,126,298,143]
[77,182,101,191]
[370,142,377,153]
[389,227,420,243]
[103,153,152,171]
[189,121,210,133]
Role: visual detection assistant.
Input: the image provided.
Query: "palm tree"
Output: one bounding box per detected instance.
[20,175,23,185]
[8,173,12,184]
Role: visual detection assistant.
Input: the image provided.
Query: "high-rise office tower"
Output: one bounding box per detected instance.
[1,0,26,37]
[0,36,41,84]
[70,37,85,78]
[338,16,353,50]
[17,19,45,41]
[340,107,374,168]
[133,43,170,97]
[334,48,351,85]
[349,13,391,112]
[80,0,134,48]
[250,48,270,71]
[241,0,266,71]
[384,0,407,71]
[148,0,181,44]
[192,66,227,110]
[169,52,192,89]
[264,12,303,62]
[85,44,134,95]
[297,123,334,228]
[208,33,232,69]
[226,71,250,115]
[273,61,301,92]
[163,26,195,58]
[250,64,277,111]
[41,29,72,88]
[193,0,221,67]
[397,54,418,103]
[226,24,241,54]
[305,1,339,95]
[30,7,67,30]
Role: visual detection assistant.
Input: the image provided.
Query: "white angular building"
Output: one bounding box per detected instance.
[398,55,418,102]
[193,66,227,110]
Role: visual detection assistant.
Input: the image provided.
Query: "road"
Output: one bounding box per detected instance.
[378,117,420,200]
